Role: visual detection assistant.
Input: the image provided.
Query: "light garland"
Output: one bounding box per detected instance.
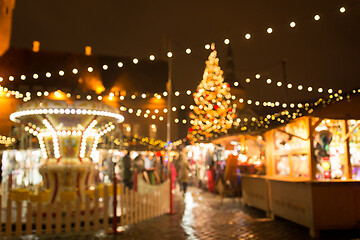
[0,135,16,146]
[10,108,124,123]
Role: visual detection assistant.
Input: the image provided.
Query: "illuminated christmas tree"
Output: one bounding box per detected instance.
[187,43,236,142]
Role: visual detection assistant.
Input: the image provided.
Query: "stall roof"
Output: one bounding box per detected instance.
[309,92,360,120]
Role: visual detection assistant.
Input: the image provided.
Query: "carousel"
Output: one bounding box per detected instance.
[10,99,124,202]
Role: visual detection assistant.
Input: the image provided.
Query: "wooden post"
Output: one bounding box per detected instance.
[15,201,22,236]
[103,185,109,231]
[0,195,2,238]
[5,198,12,237]
[74,198,81,232]
[84,194,91,231]
[55,202,62,234]
[94,189,100,230]
[26,202,32,235]
[344,120,352,179]
[138,193,143,222]
[112,177,118,233]
[309,117,317,180]
[129,189,133,224]
[125,187,130,225]
[120,183,124,226]
[45,203,53,234]
[36,203,42,235]
[65,202,71,233]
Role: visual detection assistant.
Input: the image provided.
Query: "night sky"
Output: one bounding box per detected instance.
[10,0,360,105]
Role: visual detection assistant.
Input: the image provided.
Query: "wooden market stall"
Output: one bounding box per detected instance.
[241,93,360,237]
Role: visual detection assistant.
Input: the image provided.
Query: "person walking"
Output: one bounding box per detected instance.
[177,145,190,196]
[122,150,133,189]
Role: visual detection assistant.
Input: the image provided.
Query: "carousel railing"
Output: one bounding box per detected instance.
[0,176,170,237]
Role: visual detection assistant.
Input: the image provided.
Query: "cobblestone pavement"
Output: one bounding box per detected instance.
[28,187,360,240]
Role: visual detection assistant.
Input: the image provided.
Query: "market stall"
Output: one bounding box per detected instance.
[241,93,360,237]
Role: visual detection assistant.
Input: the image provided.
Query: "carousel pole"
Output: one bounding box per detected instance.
[166,41,175,215]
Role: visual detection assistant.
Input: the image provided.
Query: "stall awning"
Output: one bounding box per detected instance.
[310,93,360,120]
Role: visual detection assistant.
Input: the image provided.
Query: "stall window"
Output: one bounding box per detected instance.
[314,119,346,180]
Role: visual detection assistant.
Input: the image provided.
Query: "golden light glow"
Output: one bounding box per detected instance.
[72,69,78,74]
[267,27,273,33]
[255,74,260,79]
[245,33,251,39]
[88,67,93,72]
[186,90,191,95]
[277,82,282,86]
[298,85,303,90]
[149,55,155,61]
[21,75,26,80]
[287,84,292,88]
[118,62,123,67]
[205,44,210,49]
[246,78,251,83]
[340,7,346,13]
[318,88,323,93]
[33,74,39,79]
[103,65,108,70]
[133,58,139,64]
[167,52,173,58]
[59,70,64,76]
[224,39,230,44]
[175,91,180,96]
[290,21,296,28]
[266,79,272,84]
[9,76,14,81]
[186,48,191,54]
[314,15,320,21]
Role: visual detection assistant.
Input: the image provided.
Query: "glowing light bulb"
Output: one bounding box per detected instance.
[318,88,323,93]
[314,15,320,21]
[33,74,39,79]
[277,82,282,87]
[118,62,123,67]
[102,65,108,70]
[290,21,296,28]
[59,70,64,76]
[340,7,345,13]
[186,48,191,54]
[133,58,139,64]
[287,84,292,89]
[167,52,173,58]
[255,74,260,79]
[246,78,251,83]
[266,79,272,84]
[205,44,210,49]
[224,39,230,44]
[245,33,251,39]
[72,68,78,74]
[21,75,26,80]
[267,27,273,34]
[149,55,155,61]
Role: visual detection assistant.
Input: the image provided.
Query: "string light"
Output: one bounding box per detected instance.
[267,27,273,34]
[186,48,191,54]
[167,52,173,58]
[224,39,230,44]
[290,21,296,28]
[245,33,251,39]
[340,7,346,13]
[133,58,139,64]
[149,55,155,61]
[118,62,123,67]
[314,15,320,21]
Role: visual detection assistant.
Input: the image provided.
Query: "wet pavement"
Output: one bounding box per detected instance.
[21,187,360,240]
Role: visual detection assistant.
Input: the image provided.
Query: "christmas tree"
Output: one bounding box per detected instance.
[187,43,236,142]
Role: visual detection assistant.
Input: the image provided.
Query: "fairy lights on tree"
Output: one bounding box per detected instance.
[188,43,236,142]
